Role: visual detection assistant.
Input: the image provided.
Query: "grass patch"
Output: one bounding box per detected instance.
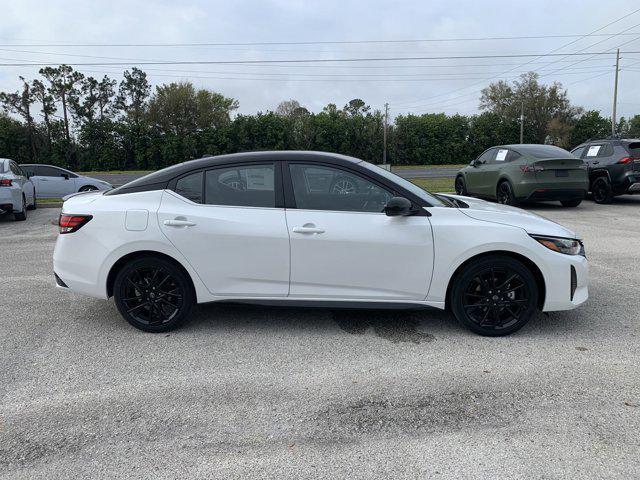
[409,177,456,193]
[392,164,466,171]
[77,170,153,175]
[39,198,63,203]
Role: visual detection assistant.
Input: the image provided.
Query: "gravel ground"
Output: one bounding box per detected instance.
[0,198,639,479]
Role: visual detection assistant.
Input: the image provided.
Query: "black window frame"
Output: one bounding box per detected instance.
[283,161,397,213]
[168,162,284,208]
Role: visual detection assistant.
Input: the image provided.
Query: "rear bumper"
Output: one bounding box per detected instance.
[524,188,587,202]
[0,187,20,213]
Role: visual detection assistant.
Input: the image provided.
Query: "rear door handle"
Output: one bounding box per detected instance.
[293,225,325,234]
[164,219,196,227]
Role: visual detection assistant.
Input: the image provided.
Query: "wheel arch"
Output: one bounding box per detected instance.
[106,250,197,299]
[589,168,611,184]
[444,250,546,311]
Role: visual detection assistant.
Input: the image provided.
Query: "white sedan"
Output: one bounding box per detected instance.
[19,164,112,198]
[53,151,588,336]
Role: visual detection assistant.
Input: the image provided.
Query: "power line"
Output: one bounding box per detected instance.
[0,50,636,68]
[1,32,640,48]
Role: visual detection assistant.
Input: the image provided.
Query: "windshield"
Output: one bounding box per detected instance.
[358,161,447,207]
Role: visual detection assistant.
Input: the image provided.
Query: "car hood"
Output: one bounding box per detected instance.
[442,194,579,239]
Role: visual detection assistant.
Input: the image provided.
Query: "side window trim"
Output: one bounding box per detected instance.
[282,161,395,212]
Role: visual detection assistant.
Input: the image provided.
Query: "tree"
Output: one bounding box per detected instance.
[0,76,37,159]
[31,79,56,152]
[570,110,611,146]
[115,67,150,124]
[39,65,84,144]
[343,98,370,117]
[480,72,582,144]
[276,99,303,116]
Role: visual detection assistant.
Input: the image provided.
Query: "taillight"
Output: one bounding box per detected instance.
[520,165,544,173]
[617,157,633,164]
[0,178,12,186]
[59,214,93,234]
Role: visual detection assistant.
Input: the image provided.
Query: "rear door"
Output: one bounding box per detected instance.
[284,162,433,300]
[158,163,290,297]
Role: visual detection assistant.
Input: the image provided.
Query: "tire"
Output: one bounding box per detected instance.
[14,195,27,221]
[560,199,582,208]
[79,185,98,192]
[27,190,37,210]
[450,255,538,336]
[455,175,467,195]
[591,177,613,204]
[113,256,195,333]
[496,181,519,206]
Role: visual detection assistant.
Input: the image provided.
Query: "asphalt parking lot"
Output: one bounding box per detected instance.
[1,198,639,479]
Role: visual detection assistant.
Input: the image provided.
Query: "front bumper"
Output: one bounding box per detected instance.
[541,252,588,312]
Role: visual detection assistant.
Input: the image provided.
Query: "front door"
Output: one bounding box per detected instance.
[285,163,434,300]
[158,164,290,297]
[466,148,496,196]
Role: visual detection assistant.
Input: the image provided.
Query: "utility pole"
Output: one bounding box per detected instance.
[519,101,524,144]
[383,102,389,165]
[612,48,620,137]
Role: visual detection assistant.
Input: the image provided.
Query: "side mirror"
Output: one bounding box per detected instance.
[471,159,481,167]
[61,173,70,180]
[384,196,415,217]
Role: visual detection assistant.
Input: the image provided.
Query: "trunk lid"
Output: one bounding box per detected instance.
[532,158,586,181]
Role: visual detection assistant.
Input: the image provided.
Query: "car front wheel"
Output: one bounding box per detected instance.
[450,255,538,336]
[113,256,195,332]
[79,185,98,192]
[455,175,467,195]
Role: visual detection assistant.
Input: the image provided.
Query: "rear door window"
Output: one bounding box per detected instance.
[205,164,275,208]
[585,144,604,158]
[37,166,66,177]
[494,149,509,162]
[21,165,36,177]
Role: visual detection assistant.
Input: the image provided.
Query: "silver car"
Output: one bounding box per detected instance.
[0,158,36,221]
[20,164,112,198]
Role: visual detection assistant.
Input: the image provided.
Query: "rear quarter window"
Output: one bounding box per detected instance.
[625,142,640,158]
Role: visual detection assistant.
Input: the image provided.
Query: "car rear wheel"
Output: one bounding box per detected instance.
[560,199,582,207]
[14,195,27,221]
[455,175,467,195]
[450,255,538,336]
[591,177,613,204]
[496,181,518,206]
[113,257,195,332]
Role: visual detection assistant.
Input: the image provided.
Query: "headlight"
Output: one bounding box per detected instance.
[530,235,584,256]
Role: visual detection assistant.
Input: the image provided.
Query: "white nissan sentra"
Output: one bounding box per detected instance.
[53,151,588,336]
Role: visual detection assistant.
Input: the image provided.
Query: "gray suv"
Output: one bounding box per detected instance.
[571,138,640,203]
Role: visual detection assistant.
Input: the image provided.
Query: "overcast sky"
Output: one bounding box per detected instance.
[1,0,639,120]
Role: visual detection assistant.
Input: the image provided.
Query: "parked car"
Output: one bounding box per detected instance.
[455,144,588,207]
[53,151,588,337]
[0,158,36,221]
[19,164,112,198]
[570,138,640,203]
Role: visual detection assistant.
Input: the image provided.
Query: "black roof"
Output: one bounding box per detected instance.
[106,150,363,196]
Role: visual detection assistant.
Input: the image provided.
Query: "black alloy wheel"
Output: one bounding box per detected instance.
[455,176,467,195]
[114,257,194,332]
[79,185,99,192]
[496,181,518,206]
[591,177,613,204]
[451,255,538,336]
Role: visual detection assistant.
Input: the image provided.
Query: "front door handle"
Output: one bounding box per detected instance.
[164,219,196,227]
[293,224,325,234]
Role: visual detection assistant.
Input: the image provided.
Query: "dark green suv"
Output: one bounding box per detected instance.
[455,144,588,207]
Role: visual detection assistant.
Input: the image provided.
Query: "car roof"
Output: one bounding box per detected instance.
[575,138,640,147]
[107,150,363,196]
[496,144,575,158]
